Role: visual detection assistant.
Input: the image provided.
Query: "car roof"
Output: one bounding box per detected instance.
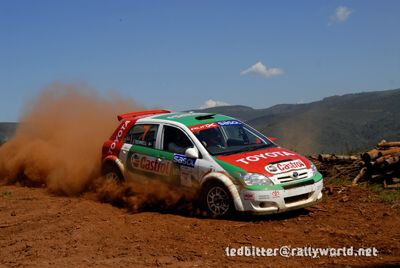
[150,112,235,127]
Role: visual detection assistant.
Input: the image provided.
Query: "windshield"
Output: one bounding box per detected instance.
[190,120,276,156]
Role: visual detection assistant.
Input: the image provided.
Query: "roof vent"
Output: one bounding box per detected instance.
[195,114,216,120]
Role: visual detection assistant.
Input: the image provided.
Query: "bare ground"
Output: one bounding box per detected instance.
[0,184,399,267]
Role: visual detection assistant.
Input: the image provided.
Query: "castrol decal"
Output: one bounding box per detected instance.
[131,155,172,176]
[265,159,306,174]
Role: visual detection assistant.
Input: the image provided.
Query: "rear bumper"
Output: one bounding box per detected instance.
[238,179,323,214]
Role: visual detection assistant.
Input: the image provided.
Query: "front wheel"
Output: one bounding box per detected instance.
[201,182,234,217]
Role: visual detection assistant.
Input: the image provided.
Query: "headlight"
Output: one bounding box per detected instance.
[240,173,274,186]
[310,162,317,176]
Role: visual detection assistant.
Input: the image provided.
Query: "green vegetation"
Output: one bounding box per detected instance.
[368,183,400,204]
[328,176,353,187]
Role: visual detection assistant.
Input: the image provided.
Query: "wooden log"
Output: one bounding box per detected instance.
[352,167,368,185]
[361,149,381,162]
[373,154,398,165]
[383,156,400,167]
[383,183,400,189]
[378,148,400,158]
[335,155,359,161]
[377,141,400,148]
[318,154,359,162]
[318,154,335,161]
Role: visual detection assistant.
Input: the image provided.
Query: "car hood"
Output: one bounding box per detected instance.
[215,147,311,176]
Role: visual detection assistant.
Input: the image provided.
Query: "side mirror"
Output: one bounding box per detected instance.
[268,137,278,141]
[185,147,199,159]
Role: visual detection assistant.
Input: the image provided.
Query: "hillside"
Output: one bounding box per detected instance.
[1,89,399,154]
[196,88,400,154]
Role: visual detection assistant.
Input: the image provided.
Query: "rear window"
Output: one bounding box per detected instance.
[124,124,158,148]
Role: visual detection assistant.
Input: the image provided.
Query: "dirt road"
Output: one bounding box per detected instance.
[0,184,399,267]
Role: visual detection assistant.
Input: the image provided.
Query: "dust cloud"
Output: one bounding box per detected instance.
[0,82,140,195]
[0,82,199,214]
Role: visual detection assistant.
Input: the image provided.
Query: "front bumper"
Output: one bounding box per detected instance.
[238,176,323,214]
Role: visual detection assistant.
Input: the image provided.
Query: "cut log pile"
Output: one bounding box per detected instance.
[309,154,362,182]
[356,140,400,188]
[310,140,400,188]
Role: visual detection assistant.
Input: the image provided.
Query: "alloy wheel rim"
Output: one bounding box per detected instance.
[206,186,230,215]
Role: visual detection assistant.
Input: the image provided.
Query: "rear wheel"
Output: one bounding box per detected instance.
[102,163,123,184]
[201,181,234,217]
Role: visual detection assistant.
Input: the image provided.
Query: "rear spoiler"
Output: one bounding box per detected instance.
[117,109,170,121]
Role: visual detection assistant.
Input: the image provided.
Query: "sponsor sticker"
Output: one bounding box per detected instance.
[265,160,306,174]
[244,192,255,200]
[265,165,278,173]
[131,155,171,175]
[189,122,218,132]
[276,160,305,172]
[173,154,196,167]
[272,190,280,198]
[236,151,296,165]
[257,194,270,200]
[217,120,242,126]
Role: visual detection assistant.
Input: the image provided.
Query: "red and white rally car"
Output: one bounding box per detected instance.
[101,110,323,216]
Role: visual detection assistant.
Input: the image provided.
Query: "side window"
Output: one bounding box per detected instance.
[124,124,158,148]
[163,125,193,154]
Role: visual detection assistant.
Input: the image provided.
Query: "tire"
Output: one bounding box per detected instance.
[102,163,123,184]
[201,181,234,217]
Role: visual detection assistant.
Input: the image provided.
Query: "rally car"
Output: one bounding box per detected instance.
[101,110,323,216]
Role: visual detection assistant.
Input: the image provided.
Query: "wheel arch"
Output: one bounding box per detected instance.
[102,155,125,177]
[201,172,244,212]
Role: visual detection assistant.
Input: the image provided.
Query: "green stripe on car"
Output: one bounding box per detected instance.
[153,113,234,127]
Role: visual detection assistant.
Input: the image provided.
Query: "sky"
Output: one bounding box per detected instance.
[1,0,400,121]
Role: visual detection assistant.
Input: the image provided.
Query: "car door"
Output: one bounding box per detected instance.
[122,123,175,180]
[159,124,201,187]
